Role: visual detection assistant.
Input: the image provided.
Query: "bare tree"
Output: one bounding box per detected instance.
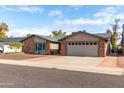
[110,18,120,49]
[111,18,120,34]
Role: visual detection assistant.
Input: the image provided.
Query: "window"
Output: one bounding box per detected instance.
[90,42,93,45]
[72,43,74,45]
[86,42,89,45]
[82,43,85,45]
[68,43,71,45]
[79,43,81,45]
[75,42,78,45]
[42,43,45,50]
[35,42,45,53]
[94,42,97,45]
[35,43,38,52]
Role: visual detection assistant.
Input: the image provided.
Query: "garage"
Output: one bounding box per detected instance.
[67,41,98,56]
[59,31,111,57]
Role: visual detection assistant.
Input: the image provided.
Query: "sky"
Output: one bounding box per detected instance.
[0,5,124,37]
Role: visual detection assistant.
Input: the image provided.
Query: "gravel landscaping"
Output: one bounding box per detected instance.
[0,53,46,60]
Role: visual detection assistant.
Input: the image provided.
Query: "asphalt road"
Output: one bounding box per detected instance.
[0,63,124,88]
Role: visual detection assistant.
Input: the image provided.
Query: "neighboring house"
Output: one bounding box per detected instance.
[21,35,65,54]
[0,37,25,53]
[59,31,111,57]
[21,31,111,57]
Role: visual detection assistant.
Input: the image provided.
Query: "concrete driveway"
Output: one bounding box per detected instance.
[0,55,122,75]
[25,56,102,66]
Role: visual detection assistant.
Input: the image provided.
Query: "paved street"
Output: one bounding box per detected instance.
[0,63,124,88]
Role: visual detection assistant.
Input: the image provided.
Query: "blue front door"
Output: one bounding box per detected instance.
[35,43,45,54]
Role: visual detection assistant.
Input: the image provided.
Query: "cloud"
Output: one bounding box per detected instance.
[55,6,124,27]
[6,6,124,37]
[49,10,63,17]
[7,24,77,37]
[0,6,44,13]
[55,17,110,27]
[94,6,124,22]
[69,5,84,10]
[17,6,44,13]
[94,7,117,17]
[56,18,109,26]
[7,27,51,37]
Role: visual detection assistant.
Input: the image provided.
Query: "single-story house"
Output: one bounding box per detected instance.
[0,37,25,53]
[21,31,111,57]
[59,31,111,57]
[21,35,64,54]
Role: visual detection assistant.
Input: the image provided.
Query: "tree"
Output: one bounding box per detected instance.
[52,29,66,36]
[112,41,117,49]
[27,34,32,37]
[110,18,120,49]
[106,29,112,34]
[7,42,22,52]
[111,18,120,33]
[0,22,9,39]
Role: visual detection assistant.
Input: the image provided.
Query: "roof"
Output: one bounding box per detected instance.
[21,34,66,43]
[0,37,26,43]
[94,33,111,39]
[21,31,112,42]
[58,31,111,41]
[39,35,66,42]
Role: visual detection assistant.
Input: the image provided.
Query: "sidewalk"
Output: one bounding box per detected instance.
[97,56,117,68]
[117,56,124,67]
[0,59,123,76]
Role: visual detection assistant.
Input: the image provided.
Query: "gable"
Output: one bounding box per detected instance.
[34,36,46,43]
[66,32,99,41]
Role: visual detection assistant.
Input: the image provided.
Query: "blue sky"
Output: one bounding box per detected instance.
[0,5,124,37]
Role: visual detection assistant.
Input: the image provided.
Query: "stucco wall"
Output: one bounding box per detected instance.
[105,41,111,55]
[35,36,46,43]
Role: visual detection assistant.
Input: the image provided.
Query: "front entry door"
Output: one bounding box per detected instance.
[35,43,45,54]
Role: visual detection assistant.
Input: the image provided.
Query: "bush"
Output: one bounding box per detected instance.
[112,41,117,49]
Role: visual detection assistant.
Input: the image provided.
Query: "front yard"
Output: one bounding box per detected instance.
[0,53,124,76]
[0,52,124,69]
[0,53,46,60]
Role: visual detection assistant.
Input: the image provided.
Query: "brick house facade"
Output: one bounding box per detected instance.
[98,39,106,57]
[60,39,67,56]
[46,40,51,55]
[60,38,107,57]
[22,36,35,54]
[59,32,110,57]
[21,32,111,57]
[21,35,54,54]
[21,35,60,55]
